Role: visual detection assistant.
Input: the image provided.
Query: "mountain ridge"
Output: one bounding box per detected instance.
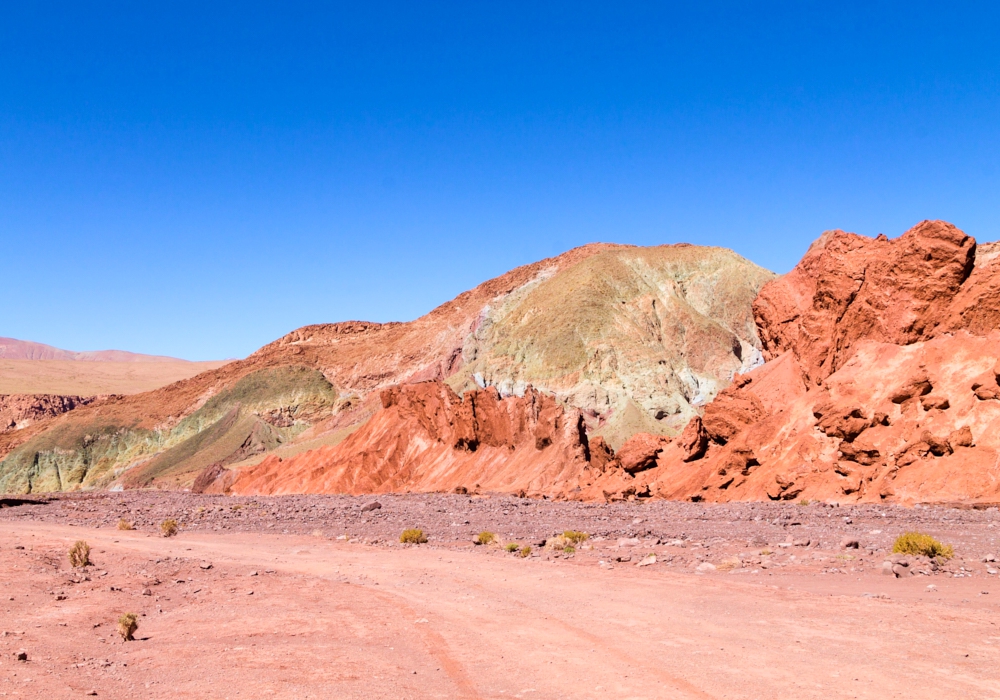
[0,337,202,363]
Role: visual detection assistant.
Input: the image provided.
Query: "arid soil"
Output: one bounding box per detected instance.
[2,493,999,699]
[0,360,230,396]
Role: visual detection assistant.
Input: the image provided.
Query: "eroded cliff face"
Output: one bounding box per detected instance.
[224,380,595,498]
[0,243,772,493]
[609,220,1000,506]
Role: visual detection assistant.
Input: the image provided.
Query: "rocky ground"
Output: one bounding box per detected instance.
[1,493,999,698]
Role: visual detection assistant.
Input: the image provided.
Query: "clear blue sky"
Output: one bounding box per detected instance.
[3,3,998,360]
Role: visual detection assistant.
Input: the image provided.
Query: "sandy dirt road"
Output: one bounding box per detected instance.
[2,521,999,699]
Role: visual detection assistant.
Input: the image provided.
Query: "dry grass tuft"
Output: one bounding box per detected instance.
[518,545,532,558]
[400,528,428,544]
[68,540,91,568]
[160,519,179,538]
[505,542,520,553]
[475,531,496,546]
[562,530,589,545]
[717,557,741,571]
[893,532,954,559]
[117,613,138,642]
[116,519,133,531]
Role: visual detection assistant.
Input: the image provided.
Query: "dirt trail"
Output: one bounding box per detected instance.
[2,521,999,699]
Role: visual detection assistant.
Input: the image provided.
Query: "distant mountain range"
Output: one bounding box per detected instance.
[0,337,193,363]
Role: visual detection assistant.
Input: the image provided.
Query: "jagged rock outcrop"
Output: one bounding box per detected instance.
[226,381,594,497]
[643,220,1000,505]
[753,220,975,386]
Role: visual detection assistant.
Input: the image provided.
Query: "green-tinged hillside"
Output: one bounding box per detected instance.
[0,366,337,492]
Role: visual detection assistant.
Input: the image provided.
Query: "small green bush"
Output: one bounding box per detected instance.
[117,613,138,642]
[892,532,953,559]
[563,545,576,554]
[475,531,495,546]
[160,519,179,537]
[400,528,428,544]
[505,542,520,553]
[563,531,589,545]
[68,540,91,568]
[518,545,532,558]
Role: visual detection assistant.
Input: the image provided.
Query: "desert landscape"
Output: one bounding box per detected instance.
[4,221,1000,697]
[7,6,1000,697]
[1,492,998,699]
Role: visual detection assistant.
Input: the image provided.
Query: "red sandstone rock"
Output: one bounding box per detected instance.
[647,221,1000,506]
[615,433,671,474]
[231,381,594,498]
[753,220,975,385]
[678,417,708,462]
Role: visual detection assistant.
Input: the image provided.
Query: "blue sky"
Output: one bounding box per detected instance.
[2,3,998,360]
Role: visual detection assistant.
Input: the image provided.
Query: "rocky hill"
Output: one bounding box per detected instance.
[585,220,1000,505]
[0,243,772,494]
[216,219,1000,506]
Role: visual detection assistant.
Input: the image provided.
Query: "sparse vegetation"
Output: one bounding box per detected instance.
[518,545,532,558]
[116,518,133,531]
[797,499,811,506]
[400,528,428,544]
[717,557,740,571]
[160,519,179,537]
[893,531,954,559]
[68,540,91,568]
[117,613,138,642]
[760,549,772,556]
[544,530,590,552]
[505,542,520,553]
[475,531,496,546]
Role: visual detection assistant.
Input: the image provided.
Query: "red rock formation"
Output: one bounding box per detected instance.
[229,381,595,498]
[753,220,975,385]
[645,221,1000,505]
[615,433,672,474]
[0,394,98,433]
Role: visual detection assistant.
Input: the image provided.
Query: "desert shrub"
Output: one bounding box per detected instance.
[717,557,741,571]
[518,545,532,558]
[797,499,811,506]
[563,530,589,545]
[475,531,495,546]
[117,613,138,642]
[563,545,576,554]
[116,519,133,531]
[400,528,428,544]
[893,532,954,559]
[160,519,179,537]
[68,540,91,568]
[505,542,520,553]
